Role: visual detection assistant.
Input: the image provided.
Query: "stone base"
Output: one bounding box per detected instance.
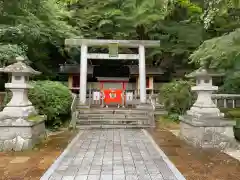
[179,115,236,150]
[0,116,46,151]
[0,105,37,119]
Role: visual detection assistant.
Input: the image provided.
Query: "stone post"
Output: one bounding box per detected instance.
[79,44,88,105]
[138,45,146,104]
[179,68,236,149]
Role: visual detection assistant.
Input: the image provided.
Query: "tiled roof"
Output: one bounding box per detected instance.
[128,65,164,75]
[59,64,94,74]
[60,64,164,75]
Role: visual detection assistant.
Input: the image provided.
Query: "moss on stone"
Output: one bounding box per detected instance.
[27,115,45,122]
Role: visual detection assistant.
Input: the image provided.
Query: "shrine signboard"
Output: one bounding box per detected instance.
[109,42,118,57]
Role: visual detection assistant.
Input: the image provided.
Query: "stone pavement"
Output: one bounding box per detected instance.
[41,129,185,180]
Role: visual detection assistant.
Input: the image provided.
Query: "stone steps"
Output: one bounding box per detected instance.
[75,107,153,128]
[77,120,149,124]
[78,115,148,120]
[76,124,152,129]
[77,108,149,114]
[154,104,167,115]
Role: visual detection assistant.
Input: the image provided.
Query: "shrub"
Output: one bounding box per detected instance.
[159,80,194,116]
[4,81,72,129]
[28,81,72,129]
[219,72,240,94]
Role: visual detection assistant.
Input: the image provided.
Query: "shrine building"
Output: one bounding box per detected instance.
[60,63,164,95]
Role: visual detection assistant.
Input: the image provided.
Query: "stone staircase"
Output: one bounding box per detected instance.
[75,107,155,129]
[154,104,167,116]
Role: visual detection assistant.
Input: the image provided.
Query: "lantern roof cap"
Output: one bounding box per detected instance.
[0,56,41,75]
[186,68,224,78]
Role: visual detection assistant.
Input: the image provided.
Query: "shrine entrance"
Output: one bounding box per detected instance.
[98,77,127,107]
[65,39,160,107]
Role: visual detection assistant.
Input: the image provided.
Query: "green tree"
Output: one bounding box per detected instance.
[190,0,240,93]
[0,0,77,77]
[203,0,240,29]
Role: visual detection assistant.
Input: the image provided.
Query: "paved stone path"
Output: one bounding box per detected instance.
[41,129,185,180]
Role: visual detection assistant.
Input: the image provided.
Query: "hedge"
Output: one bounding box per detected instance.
[4,80,72,129]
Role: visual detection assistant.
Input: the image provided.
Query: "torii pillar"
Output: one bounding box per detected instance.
[80,44,88,105]
[139,45,146,104]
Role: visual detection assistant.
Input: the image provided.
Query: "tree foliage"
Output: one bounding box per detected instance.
[70,0,172,39]
[203,0,240,29]
[0,0,76,76]
[190,0,240,67]
[190,28,240,69]
[190,0,240,94]
[219,71,240,93]
[0,0,239,87]
[66,0,204,72]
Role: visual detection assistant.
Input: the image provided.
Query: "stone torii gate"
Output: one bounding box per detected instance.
[65,39,160,106]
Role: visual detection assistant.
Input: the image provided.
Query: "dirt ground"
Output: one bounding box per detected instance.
[0,123,240,180]
[148,121,240,180]
[0,130,77,180]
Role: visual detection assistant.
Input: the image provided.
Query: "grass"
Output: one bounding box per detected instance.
[27,115,45,122]
[156,115,180,130]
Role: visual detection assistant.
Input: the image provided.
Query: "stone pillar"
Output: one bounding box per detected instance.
[149,76,154,94]
[136,76,139,96]
[68,74,73,89]
[79,44,88,105]
[138,45,146,103]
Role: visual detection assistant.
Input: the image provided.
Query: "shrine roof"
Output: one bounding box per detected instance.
[128,65,164,75]
[0,56,41,75]
[59,64,94,74]
[59,64,164,75]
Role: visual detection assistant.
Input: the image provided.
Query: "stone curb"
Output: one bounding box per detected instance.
[142,129,186,180]
[40,131,83,180]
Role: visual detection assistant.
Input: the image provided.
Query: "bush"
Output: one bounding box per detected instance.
[219,72,240,94]
[159,80,194,115]
[28,81,72,129]
[4,81,72,129]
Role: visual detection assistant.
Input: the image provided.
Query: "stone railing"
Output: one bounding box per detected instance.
[148,93,240,111]
[212,94,240,109]
[69,93,78,129]
[148,93,240,109]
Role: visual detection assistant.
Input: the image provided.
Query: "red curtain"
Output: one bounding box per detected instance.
[104,89,123,104]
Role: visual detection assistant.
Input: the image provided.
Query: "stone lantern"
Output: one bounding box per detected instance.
[0,56,46,151]
[186,68,223,117]
[179,68,236,149]
[0,56,40,117]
